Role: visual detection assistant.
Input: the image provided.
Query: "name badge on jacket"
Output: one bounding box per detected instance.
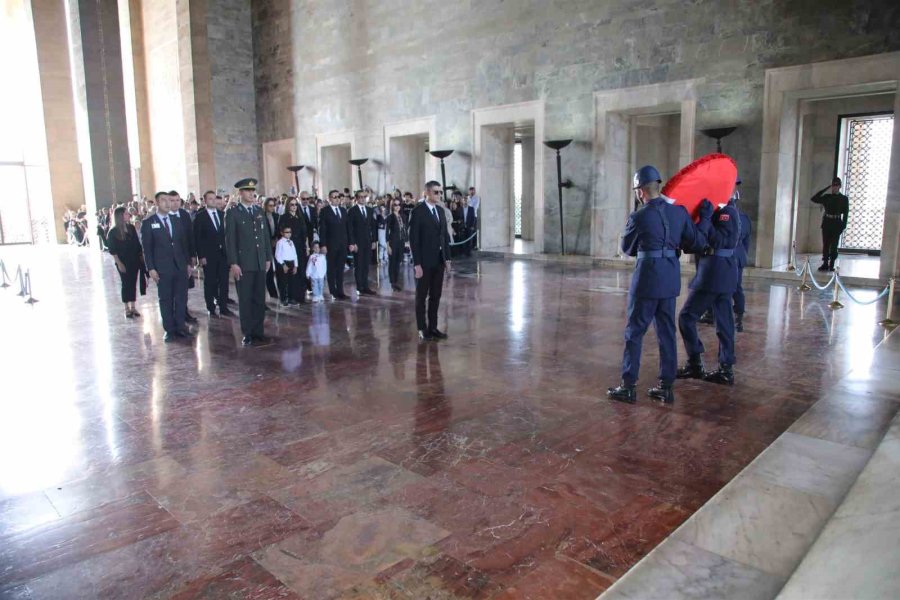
[151,223,161,229]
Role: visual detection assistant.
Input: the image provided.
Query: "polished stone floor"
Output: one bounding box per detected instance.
[0,246,893,599]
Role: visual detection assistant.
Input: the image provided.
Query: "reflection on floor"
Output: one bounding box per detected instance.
[0,246,894,599]
[791,252,881,279]
[482,238,536,255]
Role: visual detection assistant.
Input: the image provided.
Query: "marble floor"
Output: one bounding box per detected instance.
[790,252,882,279]
[0,245,894,599]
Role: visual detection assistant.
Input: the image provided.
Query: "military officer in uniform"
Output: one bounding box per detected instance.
[225,178,273,346]
[608,166,705,405]
[811,176,849,272]
[677,191,742,385]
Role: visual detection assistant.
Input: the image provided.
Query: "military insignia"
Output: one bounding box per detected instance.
[719,214,730,221]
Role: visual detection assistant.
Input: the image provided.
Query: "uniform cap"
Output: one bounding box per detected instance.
[633,165,662,189]
[234,178,257,191]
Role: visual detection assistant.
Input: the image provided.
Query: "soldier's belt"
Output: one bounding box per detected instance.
[823,214,843,219]
[637,249,678,258]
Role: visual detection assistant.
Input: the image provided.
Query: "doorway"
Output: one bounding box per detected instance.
[261,138,295,196]
[320,143,352,195]
[388,134,428,195]
[836,113,894,254]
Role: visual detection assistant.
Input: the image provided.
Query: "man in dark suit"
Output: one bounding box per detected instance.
[461,196,477,257]
[168,190,198,323]
[318,189,350,300]
[299,191,317,247]
[347,189,377,295]
[409,181,451,340]
[225,178,273,347]
[193,191,232,317]
[141,191,192,342]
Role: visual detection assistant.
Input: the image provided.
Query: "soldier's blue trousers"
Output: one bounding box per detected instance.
[622,296,677,386]
[679,290,736,366]
[733,267,745,315]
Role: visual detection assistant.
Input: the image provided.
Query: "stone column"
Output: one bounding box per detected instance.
[28,0,84,242]
[520,136,535,240]
[67,0,133,211]
[177,0,215,195]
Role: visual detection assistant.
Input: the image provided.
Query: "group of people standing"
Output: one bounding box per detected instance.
[607,164,751,406]
[106,178,460,347]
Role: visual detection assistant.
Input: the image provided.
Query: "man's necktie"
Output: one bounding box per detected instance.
[432,207,439,223]
[162,216,172,237]
[212,211,220,230]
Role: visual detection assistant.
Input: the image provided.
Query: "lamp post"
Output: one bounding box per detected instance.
[700,127,737,153]
[349,158,368,190]
[544,139,573,255]
[429,149,454,197]
[287,165,305,195]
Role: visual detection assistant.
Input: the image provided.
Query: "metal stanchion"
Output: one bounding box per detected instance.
[797,261,811,291]
[878,277,897,330]
[829,268,844,310]
[23,269,38,304]
[0,260,10,288]
[15,266,26,297]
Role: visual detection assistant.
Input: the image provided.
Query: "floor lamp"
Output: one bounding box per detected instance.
[287,165,305,195]
[429,150,454,197]
[544,139,573,255]
[349,158,368,191]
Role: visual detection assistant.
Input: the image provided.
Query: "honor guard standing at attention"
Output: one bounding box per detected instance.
[811,176,849,272]
[608,166,705,405]
[677,193,741,385]
[226,178,273,347]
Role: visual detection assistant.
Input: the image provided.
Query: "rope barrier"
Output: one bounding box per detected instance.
[793,258,896,322]
[805,265,837,291]
[0,260,39,304]
[835,275,890,306]
[450,231,478,247]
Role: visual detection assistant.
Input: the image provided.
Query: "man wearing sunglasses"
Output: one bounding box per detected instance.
[318,190,350,300]
[409,181,451,340]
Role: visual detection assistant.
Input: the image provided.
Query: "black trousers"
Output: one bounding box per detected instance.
[821,225,842,265]
[265,262,279,298]
[388,247,403,286]
[117,264,139,303]
[157,268,187,334]
[236,269,266,337]
[202,253,229,311]
[415,264,445,331]
[326,245,346,297]
[354,247,370,291]
[276,266,299,303]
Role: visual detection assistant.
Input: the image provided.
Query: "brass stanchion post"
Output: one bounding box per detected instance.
[878,277,897,329]
[829,269,844,310]
[797,260,811,291]
[0,260,9,288]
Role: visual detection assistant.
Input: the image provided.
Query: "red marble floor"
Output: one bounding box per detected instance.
[0,246,892,599]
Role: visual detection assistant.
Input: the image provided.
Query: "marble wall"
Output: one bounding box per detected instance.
[252,0,900,257]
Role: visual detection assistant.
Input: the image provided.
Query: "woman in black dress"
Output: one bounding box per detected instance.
[106,206,143,318]
[385,199,408,292]
[277,198,309,303]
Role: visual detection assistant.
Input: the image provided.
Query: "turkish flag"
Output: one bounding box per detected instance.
[662,153,738,222]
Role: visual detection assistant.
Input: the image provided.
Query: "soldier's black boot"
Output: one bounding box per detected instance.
[607,383,637,404]
[735,313,744,332]
[698,309,714,325]
[818,262,829,272]
[676,355,705,379]
[648,380,675,404]
[704,363,735,385]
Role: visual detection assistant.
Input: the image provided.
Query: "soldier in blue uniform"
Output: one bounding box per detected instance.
[608,166,705,405]
[676,192,741,385]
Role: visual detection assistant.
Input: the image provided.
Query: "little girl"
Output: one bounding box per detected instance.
[305,242,327,302]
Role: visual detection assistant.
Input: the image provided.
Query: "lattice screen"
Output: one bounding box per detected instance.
[841,115,893,251]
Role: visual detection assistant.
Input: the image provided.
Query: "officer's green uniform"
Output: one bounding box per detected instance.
[225,178,273,342]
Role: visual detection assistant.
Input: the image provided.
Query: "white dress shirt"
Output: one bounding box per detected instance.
[275,237,298,265]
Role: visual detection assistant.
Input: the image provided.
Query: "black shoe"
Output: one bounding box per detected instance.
[125,310,134,319]
[676,357,706,380]
[360,289,377,296]
[704,364,735,385]
[241,335,253,346]
[735,313,744,332]
[418,330,434,341]
[392,285,402,292]
[132,309,141,317]
[219,308,235,317]
[607,384,637,404]
[176,329,193,338]
[429,328,448,340]
[818,263,829,272]
[336,294,350,300]
[185,313,198,324]
[648,381,675,404]
[281,301,289,307]
[698,310,714,325]
[164,332,175,343]
[827,265,835,272]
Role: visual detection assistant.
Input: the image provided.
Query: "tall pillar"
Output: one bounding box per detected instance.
[29,0,84,242]
[177,0,215,195]
[67,0,133,211]
[520,136,535,240]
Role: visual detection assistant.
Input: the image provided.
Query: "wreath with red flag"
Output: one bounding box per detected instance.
[661,153,738,222]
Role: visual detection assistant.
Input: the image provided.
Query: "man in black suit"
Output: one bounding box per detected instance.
[168,190,198,323]
[299,191,317,247]
[193,191,232,317]
[409,181,451,340]
[318,189,350,300]
[461,196,477,257]
[347,189,377,295]
[141,191,192,342]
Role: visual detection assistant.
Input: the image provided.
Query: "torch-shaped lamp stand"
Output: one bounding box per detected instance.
[349,158,369,191]
[287,165,305,195]
[699,127,737,153]
[544,139,573,255]
[429,150,454,197]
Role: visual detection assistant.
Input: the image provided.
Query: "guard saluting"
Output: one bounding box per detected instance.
[811,176,849,272]
[608,166,705,405]
[677,192,741,385]
[225,178,273,347]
